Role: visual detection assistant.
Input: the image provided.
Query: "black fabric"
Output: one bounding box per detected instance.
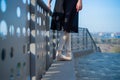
[51,0,78,33]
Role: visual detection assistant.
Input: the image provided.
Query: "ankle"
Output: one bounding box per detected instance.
[66,51,72,57]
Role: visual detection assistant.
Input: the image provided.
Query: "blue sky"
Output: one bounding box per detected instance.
[43,0,120,32]
[80,0,120,32]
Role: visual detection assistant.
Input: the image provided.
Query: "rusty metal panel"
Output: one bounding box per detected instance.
[0,0,30,80]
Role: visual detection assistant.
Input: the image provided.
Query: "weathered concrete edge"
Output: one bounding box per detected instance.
[41,59,76,80]
[72,49,94,58]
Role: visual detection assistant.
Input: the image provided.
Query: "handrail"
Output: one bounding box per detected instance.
[30,0,53,79]
[37,0,52,15]
[71,27,101,52]
[86,28,99,51]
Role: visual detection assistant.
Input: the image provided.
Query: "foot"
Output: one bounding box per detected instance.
[56,50,64,61]
[56,50,72,61]
[56,53,67,61]
[66,51,72,60]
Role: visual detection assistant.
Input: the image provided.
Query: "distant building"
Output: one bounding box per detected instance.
[91,32,120,39]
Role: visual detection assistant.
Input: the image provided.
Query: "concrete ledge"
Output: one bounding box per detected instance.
[73,49,94,58]
[41,60,76,80]
[41,49,94,80]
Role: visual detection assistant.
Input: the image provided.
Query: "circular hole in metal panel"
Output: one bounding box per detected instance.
[39,6,41,12]
[37,30,39,36]
[37,44,39,49]
[27,12,30,21]
[0,0,7,13]
[1,48,6,61]
[43,20,45,26]
[0,22,1,39]
[22,27,26,36]
[9,25,15,36]
[41,8,43,14]
[47,13,49,17]
[39,17,41,26]
[27,28,30,36]
[10,47,14,58]
[27,0,30,5]
[16,7,21,18]
[10,74,14,80]
[10,68,14,80]
[17,62,21,68]
[22,0,26,4]
[44,12,46,16]
[16,62,21,77]
[16,27,21,37]
[0,20,8,39]
[37,5,39,11]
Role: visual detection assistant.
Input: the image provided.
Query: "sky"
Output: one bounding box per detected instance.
[79,0,120,32]
[43,0,120,32]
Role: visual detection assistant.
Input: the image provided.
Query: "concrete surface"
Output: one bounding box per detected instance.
[41,60,76,80]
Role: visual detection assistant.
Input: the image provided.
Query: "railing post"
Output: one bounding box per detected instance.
[85,28,88,49]
[72,27,99,53]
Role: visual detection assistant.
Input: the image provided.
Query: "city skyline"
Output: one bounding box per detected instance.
[44,0,120,32]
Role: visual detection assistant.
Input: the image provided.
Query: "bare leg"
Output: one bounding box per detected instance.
[66,32,71,51]
[57,31,68,51]
[65,32,72,60]
[56,31,72,61]
[56,31,68,60]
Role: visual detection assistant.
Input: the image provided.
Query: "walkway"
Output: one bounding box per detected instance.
[42,52,120,80]
[41,60,76,80]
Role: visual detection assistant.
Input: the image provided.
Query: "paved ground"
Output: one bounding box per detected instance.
[41,52,120,80]
[41,60,76,80]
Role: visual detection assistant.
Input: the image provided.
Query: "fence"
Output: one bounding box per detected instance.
[0,0,30,80]
[71,28,99,52]
[0,0,53,80]
[0,0,99,80]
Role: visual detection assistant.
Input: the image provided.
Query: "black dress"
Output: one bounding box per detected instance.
[51,0,78,33]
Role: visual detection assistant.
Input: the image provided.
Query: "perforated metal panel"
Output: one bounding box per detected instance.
[0,0,30,80]
[30,0,53,80]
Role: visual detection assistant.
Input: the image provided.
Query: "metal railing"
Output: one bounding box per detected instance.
[0,0,53,80]
[0,0,99,80]
[71,28,99,52]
